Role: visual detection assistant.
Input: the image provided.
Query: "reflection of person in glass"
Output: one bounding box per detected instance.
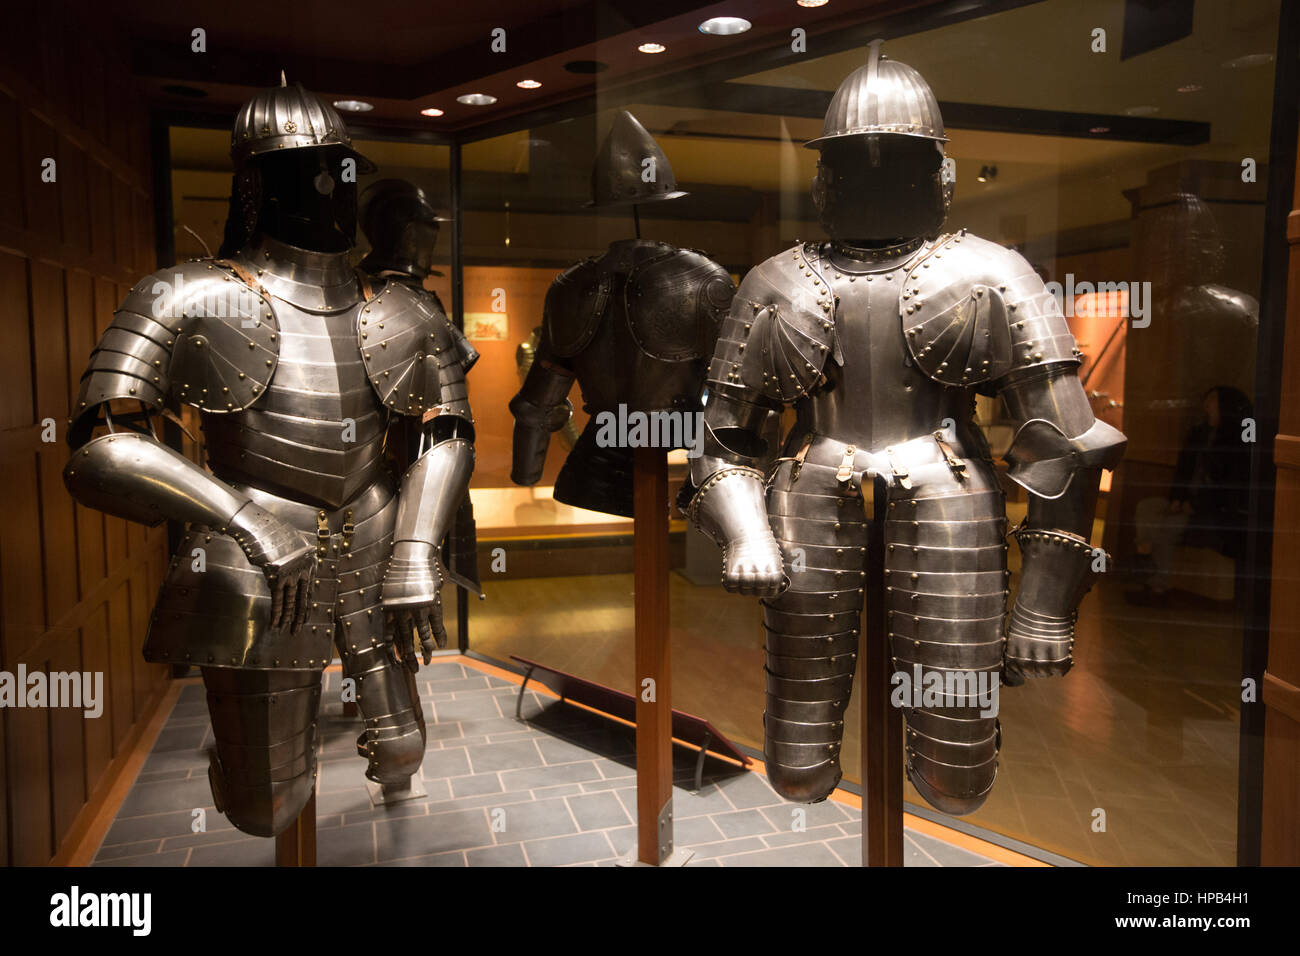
[62,84,475,836]
[685,43,1126,813]
[1128,386,1252,607]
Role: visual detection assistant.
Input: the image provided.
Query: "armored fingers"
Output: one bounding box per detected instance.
[384,430,475,666]
[997,365,1126,683]
[689,389,785,595]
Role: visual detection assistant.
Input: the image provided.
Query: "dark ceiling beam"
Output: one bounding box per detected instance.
[630,83,1211,145]
[129,0,721,100]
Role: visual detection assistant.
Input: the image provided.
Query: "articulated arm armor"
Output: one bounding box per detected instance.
[508,345,575,486]
[63,262,318,632]
[995,365,1125,683]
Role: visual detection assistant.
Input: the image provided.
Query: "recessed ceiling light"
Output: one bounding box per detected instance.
[1123,105,1159,116]
[797,0,829,6]
[638,42,667,54]
[457,93,498,106]
[1177,83,1202,93]
[698,16,752,35]
[1223,53,1273,69]
[333,99,373,112]
[420,107,445,117]
[516,79,542,89]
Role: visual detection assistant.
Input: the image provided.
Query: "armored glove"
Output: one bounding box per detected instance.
[226,501,317,634]
[1003,525,1104,685]
[690,467,785,596]
[382,540,448,670]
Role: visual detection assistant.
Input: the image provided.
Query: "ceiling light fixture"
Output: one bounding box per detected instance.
[797,0,829,6]
[638,42,667,54]
[420,107,445,117]
[333,99,373,112]
[698,16,752,35]
[516,79,542,89]
[457,93,498,106]
[1177,83,1202,93]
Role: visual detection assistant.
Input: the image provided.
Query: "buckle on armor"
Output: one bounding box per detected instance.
[886,448,913,490]
[933,433,969,481]
[790,434,814,482]
[835,445,858,494]
[342,509,355,552]
[316,511,330,556]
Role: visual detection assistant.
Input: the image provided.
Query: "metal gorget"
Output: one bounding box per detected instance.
[823,237,927,275]
[238,234,361,313]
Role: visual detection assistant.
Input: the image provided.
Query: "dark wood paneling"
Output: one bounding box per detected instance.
[0,454,45,665]
[0,0,167,866]
[81,606,112,786]
[0,253,34,430]
[7,687,52,866]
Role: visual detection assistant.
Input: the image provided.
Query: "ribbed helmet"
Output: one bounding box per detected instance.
[230,74,376,172]
[588,110,688,208]
[805,40,947,149]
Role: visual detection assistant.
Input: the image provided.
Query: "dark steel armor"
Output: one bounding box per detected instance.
[510,111,735,517]
[687,46,1125,815]
[64,83,475,836]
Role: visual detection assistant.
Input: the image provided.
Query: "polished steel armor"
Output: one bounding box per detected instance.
[64,83,474,836]
[686,49,1126,814]
[511,112,734,517]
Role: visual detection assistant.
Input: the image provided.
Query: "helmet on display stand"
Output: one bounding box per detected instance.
[587,109,688,207]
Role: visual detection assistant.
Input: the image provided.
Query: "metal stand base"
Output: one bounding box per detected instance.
[616,846,695,867]
[365,775,428,807]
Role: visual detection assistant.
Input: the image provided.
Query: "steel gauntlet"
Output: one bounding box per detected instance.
[1004,525,1104,684]
[689,466,784,595]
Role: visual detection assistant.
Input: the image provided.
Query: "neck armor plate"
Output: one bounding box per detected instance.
[240,234,359,312]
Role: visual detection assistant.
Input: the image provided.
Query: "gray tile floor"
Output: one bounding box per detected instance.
[92,659,1002,867]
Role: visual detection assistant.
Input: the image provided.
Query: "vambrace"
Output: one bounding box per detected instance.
[63,430,312,572]
[997,363,1127,682]
[508,357,575,486]
[384,437,474,613]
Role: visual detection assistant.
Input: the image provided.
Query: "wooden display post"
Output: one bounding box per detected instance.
[628,446,690,866]
[275,792,317,867]
[861,473,905,866]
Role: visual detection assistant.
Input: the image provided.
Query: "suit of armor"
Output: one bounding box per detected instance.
[63,84,475,836]
[686,46,1126,814]
[510,111,735,516]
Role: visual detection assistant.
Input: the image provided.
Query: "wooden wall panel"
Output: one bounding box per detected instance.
[0,0,168,866]
[0,254,33,430]
[80,606,112,786]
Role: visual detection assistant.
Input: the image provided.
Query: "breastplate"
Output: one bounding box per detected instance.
[797,242,978,454]
[564,239,721,416]
[202,237,388,509]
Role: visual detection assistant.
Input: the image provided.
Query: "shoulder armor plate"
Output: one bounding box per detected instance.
[708,244,838,402]
[625,247,734,361]
[159,259,279,413]
[359,281,471,419]
[544,258,610,358]
[900,232,1079,387]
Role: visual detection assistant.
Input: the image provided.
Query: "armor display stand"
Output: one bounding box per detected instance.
[861,474,905,866]
[626,447,692,866]
[275,793,316,867]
